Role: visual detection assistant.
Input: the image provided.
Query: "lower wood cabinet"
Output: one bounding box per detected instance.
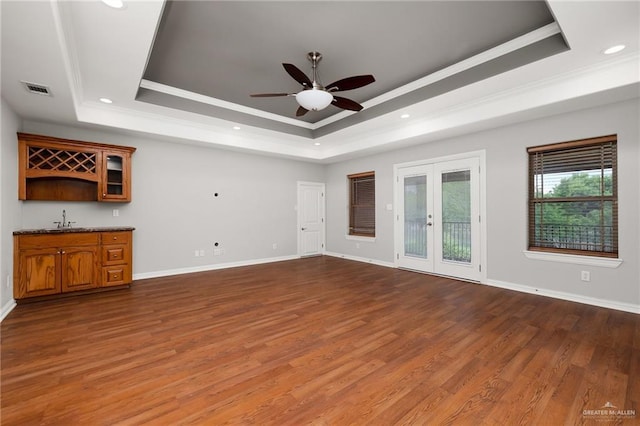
[16,247,63,297]
[13,228,133,300]
[101,231,132,287]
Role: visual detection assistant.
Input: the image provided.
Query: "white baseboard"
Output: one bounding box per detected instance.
[134,253,639,315]
[324,251,396,269]
[484,279,640,314]
[324,253,639,314]
[1,299,16,322]
[133,255,300,281]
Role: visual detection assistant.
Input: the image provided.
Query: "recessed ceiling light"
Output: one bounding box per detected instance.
[102,0,124,9]
[314,142,321,146]
[400,113,410,119]
[603,44,625,55]
[99,98,113,104]
[232,126,241,130]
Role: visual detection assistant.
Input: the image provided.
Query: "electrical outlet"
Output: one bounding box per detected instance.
[6,274,10,289]
[112,209,119,217]
[199,249,205,257]
[356,243,360,249]
[272,243,277,250]
[581,271,591,282]
[194,250,200,257]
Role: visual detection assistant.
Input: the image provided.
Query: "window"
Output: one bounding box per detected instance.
[348,171,375,237]
[528,135,617,257]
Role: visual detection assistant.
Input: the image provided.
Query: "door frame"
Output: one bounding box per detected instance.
[297,181,326,257]
[393,150,487,282]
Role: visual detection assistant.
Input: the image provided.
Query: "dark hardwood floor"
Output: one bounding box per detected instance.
[1,256,638,425]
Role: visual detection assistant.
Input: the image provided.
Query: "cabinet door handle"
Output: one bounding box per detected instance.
[61,250,66,254]
[113,237,117,240]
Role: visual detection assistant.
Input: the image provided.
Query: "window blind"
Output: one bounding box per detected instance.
[527,135,617,257]
[349,171,375,236]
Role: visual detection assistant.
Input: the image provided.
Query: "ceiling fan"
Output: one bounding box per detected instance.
[250,51,375,117]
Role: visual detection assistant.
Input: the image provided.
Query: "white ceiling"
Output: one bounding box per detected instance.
[1,1,639,163]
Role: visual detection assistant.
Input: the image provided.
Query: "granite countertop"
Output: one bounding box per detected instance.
[13,226,135,235]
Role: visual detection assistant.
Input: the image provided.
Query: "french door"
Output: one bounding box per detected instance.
[395,157,481,281]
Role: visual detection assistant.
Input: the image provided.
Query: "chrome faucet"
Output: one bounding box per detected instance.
[53,209,75,228]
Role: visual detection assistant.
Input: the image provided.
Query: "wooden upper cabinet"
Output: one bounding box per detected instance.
[18,133,136,202]
[100,151,132,201]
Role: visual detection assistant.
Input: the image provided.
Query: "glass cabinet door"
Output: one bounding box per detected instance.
[101,152,129,201]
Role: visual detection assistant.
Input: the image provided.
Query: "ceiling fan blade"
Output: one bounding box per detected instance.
[296,106,309,117]
[332,96,363,112]
[250,93,291,97]
[283,63,312,88]
[325,75,375,92]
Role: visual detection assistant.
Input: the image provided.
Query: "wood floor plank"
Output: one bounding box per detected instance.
[2,256,639,425]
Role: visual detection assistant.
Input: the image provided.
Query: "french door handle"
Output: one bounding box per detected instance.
[301,227,307,231]
[426,222,433,226]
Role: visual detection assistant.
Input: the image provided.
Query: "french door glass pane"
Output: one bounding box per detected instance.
[441,170,471,263]
[404,175,427,258]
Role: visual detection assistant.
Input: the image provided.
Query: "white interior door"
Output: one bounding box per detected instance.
[297,182,325,257]
[396,158,481,281]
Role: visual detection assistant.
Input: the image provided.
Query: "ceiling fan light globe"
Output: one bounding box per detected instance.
[296,89,333,111]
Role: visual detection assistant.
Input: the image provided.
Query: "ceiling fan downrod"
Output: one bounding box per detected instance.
[307,51,324,90]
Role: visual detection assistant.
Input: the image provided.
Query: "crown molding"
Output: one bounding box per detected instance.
[74,51,638,163]
[317,51,639,160]
[140,79,314,129]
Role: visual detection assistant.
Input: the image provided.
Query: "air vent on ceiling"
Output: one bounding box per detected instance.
[21,81,52,96]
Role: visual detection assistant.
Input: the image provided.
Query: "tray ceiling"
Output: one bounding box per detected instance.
[139,1,566,137]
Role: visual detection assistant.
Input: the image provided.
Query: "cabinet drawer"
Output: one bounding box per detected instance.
[102,232,131,245]
[102,245,130,265]
[102,265,131,287]
[18,233,99,249]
